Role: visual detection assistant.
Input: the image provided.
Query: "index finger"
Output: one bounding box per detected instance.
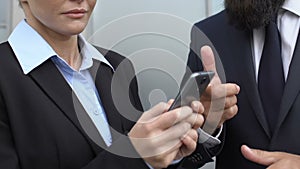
[204,83,240,99]
[201,45,221,85]
[241,145,279,166]
[155,106,193,130]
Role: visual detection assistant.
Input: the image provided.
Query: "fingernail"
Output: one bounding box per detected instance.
[243,145,252,152]
[191,101,199,110]
[236,85,240,93]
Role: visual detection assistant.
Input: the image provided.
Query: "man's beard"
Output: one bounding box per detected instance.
[225,0,285,30]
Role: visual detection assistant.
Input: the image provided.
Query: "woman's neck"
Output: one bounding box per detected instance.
[45,33,82,71]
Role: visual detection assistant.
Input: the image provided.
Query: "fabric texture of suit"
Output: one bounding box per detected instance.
[187,10,300,169]
[0,41,213,169]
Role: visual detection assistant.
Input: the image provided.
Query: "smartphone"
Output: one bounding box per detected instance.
[168,71,214,111]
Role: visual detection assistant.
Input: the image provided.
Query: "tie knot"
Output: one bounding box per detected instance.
[270,14,278,24]
[265,14,280,39]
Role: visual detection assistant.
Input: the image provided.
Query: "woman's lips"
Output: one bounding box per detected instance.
[63,9,87,19]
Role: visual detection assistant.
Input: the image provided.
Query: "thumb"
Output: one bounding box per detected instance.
[241,145,277,166]
[201,45,221,85]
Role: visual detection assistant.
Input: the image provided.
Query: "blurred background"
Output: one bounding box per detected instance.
[1,1,224,168]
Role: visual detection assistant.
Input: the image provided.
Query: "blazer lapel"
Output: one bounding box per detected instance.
[93,61,124,141]
[29,60,82,132]
[29,59,104,154]
[232,29,271,138]
[273,33,300,136]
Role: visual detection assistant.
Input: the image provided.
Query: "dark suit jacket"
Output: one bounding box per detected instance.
[187,10,300,169]
[0,41,212,169]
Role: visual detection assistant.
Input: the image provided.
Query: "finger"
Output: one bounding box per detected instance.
[224,95,238,109]
[201,45,217,73]
[223,84,240,100]
[191,101,204,114]
[155,106,193,130]
[207,95,237,110]
[200,45,221,85]
[241,145,278,166]
[167,99,174,106]
[148,122,191,156]
[180,129,198,156]
[185,113,204,129]
[203,83,239,100]
[222,104,238,120]
[202,85,239,118]
[182,129,198,142]
[159,122,192,143]
[155,138,182,158]
[140,102,169,122]
[201,96,238,118]
[202,101,238,133]
[131,128,184,158]
[218,105,238,127]
[206,97,226,112]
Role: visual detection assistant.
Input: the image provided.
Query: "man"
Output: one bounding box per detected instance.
[187,0,300,168]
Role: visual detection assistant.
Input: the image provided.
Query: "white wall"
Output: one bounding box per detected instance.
[210,0,226,15]
[0,1,11,42]
[87,0,208,55]
[12,0,25,28]
[87,3,224,168]
[86,0,224,111]
[0,0,24,43]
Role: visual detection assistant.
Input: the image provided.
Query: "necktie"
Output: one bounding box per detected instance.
[258,16,285,133]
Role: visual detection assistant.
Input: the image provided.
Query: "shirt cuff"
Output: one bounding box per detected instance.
[197,125,222,148]
[145,162,153,169]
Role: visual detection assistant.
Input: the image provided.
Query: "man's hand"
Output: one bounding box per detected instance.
[241,145,300,169]
[200,45,240,134]
[128,100,204,168]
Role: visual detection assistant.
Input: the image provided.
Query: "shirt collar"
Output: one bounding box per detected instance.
[8,19,113,75]
[282,0,300,17]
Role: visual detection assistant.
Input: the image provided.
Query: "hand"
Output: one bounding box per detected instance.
[174,128,198,160]
[241,145,300,169]
[200,45,240,134]
[173,100,204,160]
[128,101,204,168]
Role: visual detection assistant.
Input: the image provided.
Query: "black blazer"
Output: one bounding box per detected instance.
[187,11,300,169]
[0,42,212,169]
[0,41,150,169]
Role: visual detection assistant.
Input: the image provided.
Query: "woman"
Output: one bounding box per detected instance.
[0,0,207,168]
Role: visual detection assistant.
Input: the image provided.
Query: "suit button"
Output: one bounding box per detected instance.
[195,153,203,161]
[189,153,203,163]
